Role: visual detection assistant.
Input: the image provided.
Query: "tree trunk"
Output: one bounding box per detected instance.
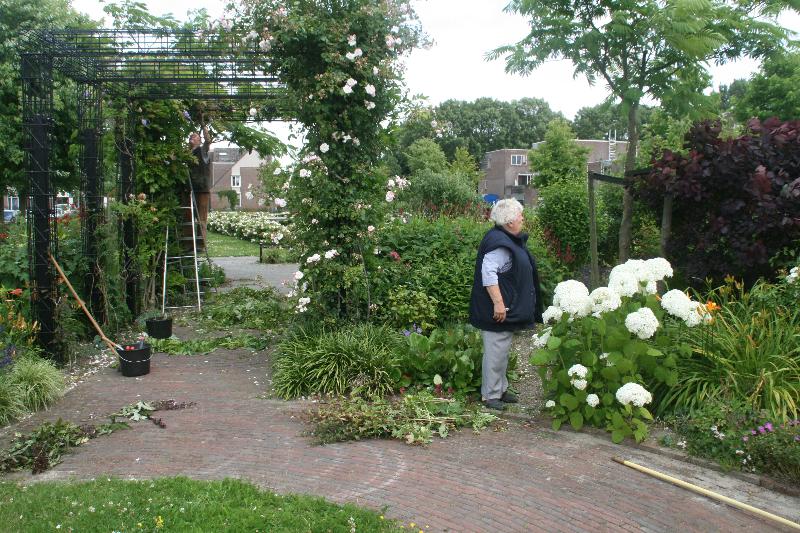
[618,101,639,263]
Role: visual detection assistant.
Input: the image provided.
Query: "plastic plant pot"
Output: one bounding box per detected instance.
[145,316,173,339]
[116,341,151,377]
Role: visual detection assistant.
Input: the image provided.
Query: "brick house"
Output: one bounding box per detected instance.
[480,139,628,206]
[208,148,271,210]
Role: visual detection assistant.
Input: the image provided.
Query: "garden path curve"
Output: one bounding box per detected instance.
[1,348,798,533]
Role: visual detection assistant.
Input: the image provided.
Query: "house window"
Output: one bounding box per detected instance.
[511,154,526,166]
[8,196,19,210]
[516,174,532,187]
[231,175,241,188]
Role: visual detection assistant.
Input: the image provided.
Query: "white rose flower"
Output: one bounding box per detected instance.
[245,191,254,200]
[274,198,287,208]
[259,39,271,51]
[299,169,311,178]
[367,225,375,233]
[346,78,357,87]
[342,85,353,94]
[586,394,600,408]
[248,107,257,117]
[373,66,379,75]
[365,100,376,110]
[324,249,339,260]
[273,167,282,175]
[347,34,357,46]
[365,84,376,96]
[296,296,311,313]
[385,191,395,202]
[319,143,329,153]
[294,271,304,280]
[545,400,556,408]
[615,382,653,407]
[624,307,660,339]
[306,253,321,264]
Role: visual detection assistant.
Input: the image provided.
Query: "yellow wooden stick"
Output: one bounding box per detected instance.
[612,457,800,530]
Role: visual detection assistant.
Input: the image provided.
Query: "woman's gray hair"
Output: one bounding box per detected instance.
[489,198,523,226]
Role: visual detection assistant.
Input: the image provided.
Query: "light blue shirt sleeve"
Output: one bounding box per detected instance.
[481,247,512,286]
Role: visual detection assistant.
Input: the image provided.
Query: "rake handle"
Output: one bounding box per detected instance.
[48,253,120,352]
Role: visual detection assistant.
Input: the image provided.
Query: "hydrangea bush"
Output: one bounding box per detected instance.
[230,0,422,319]
[531,258,715,443]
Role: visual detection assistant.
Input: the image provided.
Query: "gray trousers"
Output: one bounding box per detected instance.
[481,330,513,400]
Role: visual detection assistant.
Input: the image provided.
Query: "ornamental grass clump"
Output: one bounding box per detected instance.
[5,357,64,412]
[272,324,403,399]
[0,379,26,426]
[532,258,710,443]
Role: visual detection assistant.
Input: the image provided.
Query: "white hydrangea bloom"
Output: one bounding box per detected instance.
[615,382,653,407]
[567,364,588,379]
[542,305,563,324]
[785,266,798,284]
[608,264,640,297]
[589,287,621,315]
[571,378,588,390]
[586,394,600,408]
[531,328,551,349]
[624,307,659,339]
[552,280,592,318]
[545,400,556,408]
[644,258,674,282]
[661,289,693,320]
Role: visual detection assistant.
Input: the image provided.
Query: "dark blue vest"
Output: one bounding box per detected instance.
[469,226,543,332]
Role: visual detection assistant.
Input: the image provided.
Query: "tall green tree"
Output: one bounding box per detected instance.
[528,119,589,188]
[0,0,91,201]
[572,102,657,141]
[490,0,787,261]
[732,51,800,122]
[435,97,562,159]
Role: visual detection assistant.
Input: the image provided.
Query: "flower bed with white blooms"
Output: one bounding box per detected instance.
[207,211,292,246]
[531,258,716,443]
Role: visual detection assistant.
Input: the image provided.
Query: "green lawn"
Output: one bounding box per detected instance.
[0,477,404,532]
[205,231,260,257]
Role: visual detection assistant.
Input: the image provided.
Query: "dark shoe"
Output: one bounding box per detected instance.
[483,399,506,411]
[501,390,518,404]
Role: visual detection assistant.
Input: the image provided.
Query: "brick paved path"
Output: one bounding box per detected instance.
[1,348,797,532]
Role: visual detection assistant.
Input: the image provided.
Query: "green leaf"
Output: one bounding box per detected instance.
[638,407,653,421]
[569,411,584,430]
[552,418,563,431]
[611,429,625,443]
[602,393,614,406]
[581,352,597,367]
[611,412,625,429]
[646,348,663,357]
[623,341,647,358]
[559,393,579,411]
[530,349,553,365]
[546,336,562,349]
[601,366,620,382]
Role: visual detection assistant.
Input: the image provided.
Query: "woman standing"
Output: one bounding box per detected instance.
[469,199,543,410]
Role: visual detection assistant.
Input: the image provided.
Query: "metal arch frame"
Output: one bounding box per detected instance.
[21,28,292,358]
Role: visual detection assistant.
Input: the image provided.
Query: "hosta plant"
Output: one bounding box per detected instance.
[531,258,713,443]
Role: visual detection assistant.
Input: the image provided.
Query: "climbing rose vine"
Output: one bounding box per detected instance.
[231,0,422,319]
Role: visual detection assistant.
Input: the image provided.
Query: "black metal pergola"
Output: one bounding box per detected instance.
[21,29,290,356]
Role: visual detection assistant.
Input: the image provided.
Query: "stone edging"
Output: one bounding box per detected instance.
[495,409,799,498]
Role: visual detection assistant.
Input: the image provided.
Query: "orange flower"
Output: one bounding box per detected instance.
[704,300,720,313]
[9,288,23,297]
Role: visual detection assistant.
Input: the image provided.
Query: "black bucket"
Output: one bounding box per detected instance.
[145,317,173,339]
[116,342,151,377]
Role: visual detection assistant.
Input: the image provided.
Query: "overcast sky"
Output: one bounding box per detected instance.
[70,0,799,151]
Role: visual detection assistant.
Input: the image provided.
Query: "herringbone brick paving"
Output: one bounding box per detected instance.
[1,349,797,532]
